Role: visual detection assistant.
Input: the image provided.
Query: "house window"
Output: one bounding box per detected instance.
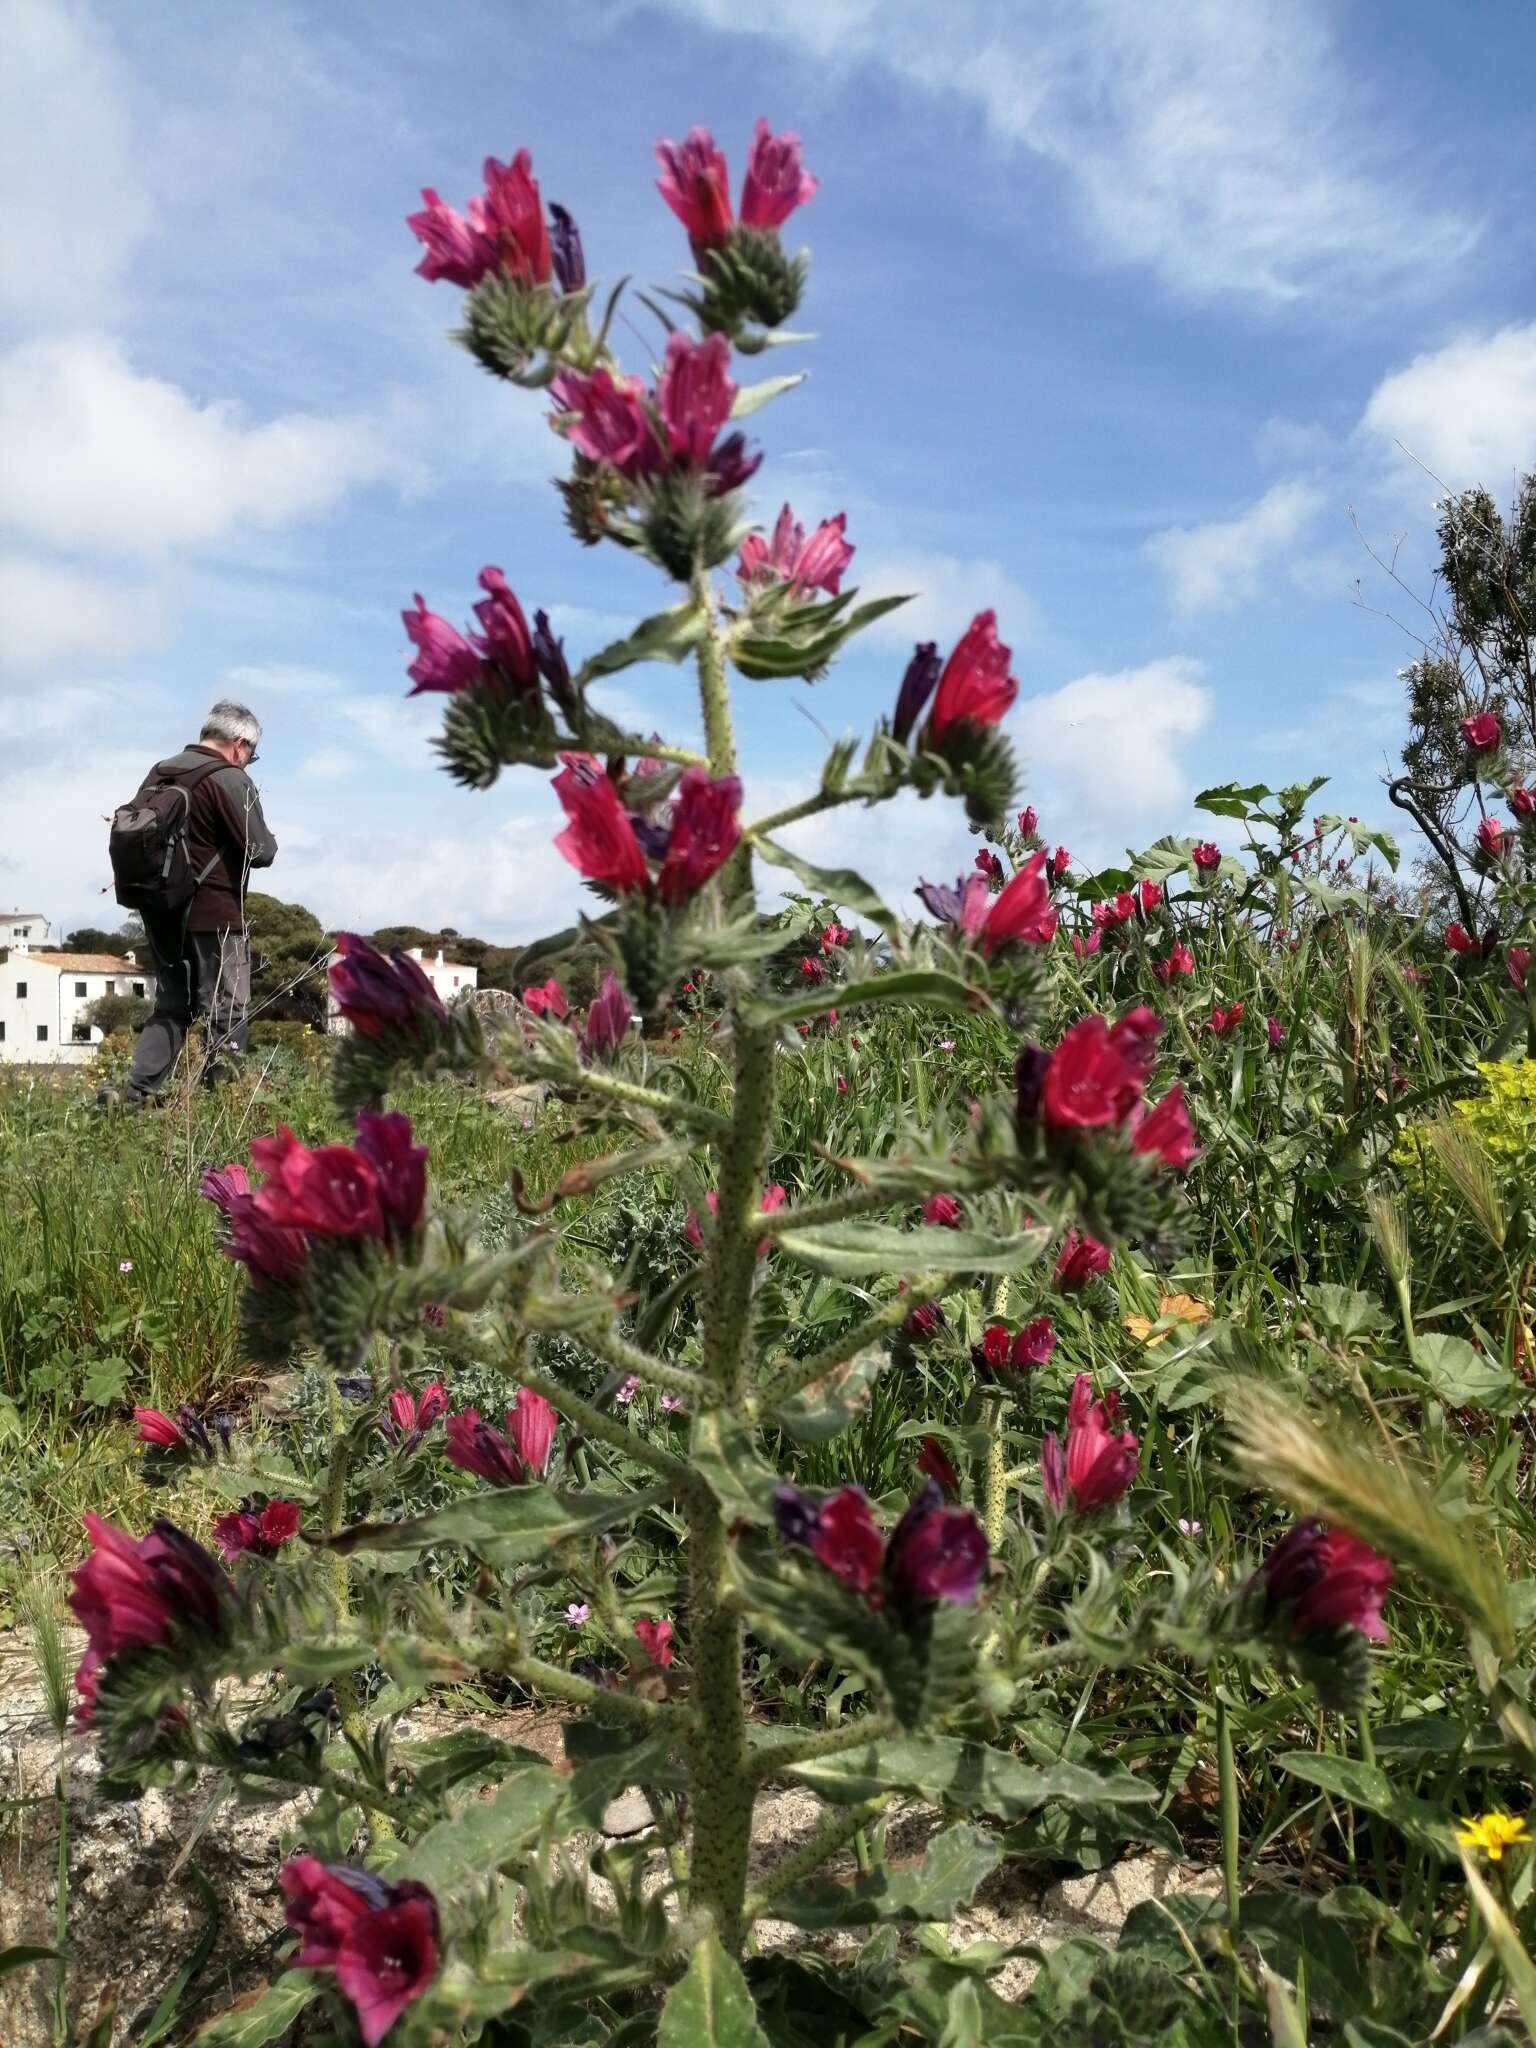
[16,981,26,999]
[105,980,116,995]
[133,982,145,997]
[73,1020,91,1042]
[75,980,88,997]
[0,1021,5,1041]
[36,1025,48,1043]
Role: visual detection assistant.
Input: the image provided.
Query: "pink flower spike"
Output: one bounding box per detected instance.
[657,331,737,468]
[739,118,818,231]
[403,596,481,696]
[655,128,733,256]
[633,1617,674,1668]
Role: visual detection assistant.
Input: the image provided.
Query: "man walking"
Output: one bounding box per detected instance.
[121,700,277,1100]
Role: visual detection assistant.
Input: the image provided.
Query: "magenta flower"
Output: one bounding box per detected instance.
[1475,816,1507,863]
[1266,1016,1285,1049]
[473,149,552,286]
[821,922,851,951]
[1054,1230,1110,1292]
[655,128,734,257]
[1041,1375,1139,1513]
[407,188,497,288]
[807,1487,885,1593]
[134,1407,185,1449]
[917,1435,960,1499]
[1510,948,1530,992]
[508,1388,557,1478]
[1153,943,1195,982]
[1209,1002,1244,1037]
[886,1484,988,1607]
[1191,841,1221,873]
[921,1193,963,1228]
[213,1499,300,1560]
[522,976,568,1019]
[329,934,447,1043]
[552,754,651,895]
[657,330,737,468]
[280,1859,440,2048]
[1511,786,1534,820]
[737,504,855,596]
[353,1111,428,1243]
[1262,1519,1393,1644]
[655,768,743,903]
[403,595,482,695]
[1018,806,1039,838]
[980,851,1058,953]
[633,1617,674,1668]
[470,566,537,693]
[583,972,633,1057]
[550,365,661,478]
[380,1382,447,1442]
[739,118,818,231]
[1129,1085,1199,1172]
[1461,711,1501,753]
[444,1409,527,1486]
[69,1514,228,1722]
[925,611,1018,743]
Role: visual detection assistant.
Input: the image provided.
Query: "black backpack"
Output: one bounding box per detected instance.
[109,758,225,913]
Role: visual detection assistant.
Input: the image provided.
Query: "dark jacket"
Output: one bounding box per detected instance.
[135,745,278,932]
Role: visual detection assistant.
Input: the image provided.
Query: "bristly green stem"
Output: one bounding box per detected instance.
[753,1182,900,1236]
[498,1649,676,1726]
[322,1372,396,1846]
[691,564,738,783]
[749,1712,897,1781]
[538,1062,731,1136]
[744,1795,891,1921]
[497,1344,700,1491]
[761,1291,938,1405]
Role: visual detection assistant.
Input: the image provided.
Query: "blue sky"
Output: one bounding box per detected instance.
[4,0,1536,941]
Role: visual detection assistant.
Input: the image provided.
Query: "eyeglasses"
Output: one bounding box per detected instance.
[243,743,260,765]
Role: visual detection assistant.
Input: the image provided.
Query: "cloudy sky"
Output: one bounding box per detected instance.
[4,0,1536,942]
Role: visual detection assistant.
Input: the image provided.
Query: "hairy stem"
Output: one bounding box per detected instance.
[744,1795,891,1921]
[692,565,738,783]
[538,1063,731,1136]
[753,1182,899,1236]
[684,1505,754,1950]
[750,1712,897,1781]
[762,1290,938,1405]
[499,1348,699,1490]
[321,1375,396,1845]
[499,1650,675,1727]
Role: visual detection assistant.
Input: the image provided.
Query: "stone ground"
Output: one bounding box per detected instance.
[0,1630,1217,2044]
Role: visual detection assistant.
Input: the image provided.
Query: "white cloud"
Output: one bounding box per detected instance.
[1359,323,1536,488]
[297,749,356,784]
[1013,658,1212,840]
[0,0,154,323]
[851,553,1036,650]
[660,0,1476,305]
[0,555,173,672]
[0,335,414,557]
[1146,480,1325,615]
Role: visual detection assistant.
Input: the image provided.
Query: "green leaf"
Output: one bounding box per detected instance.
[397,1729,549,1799]
[577,603,707,683]
[1195,781,1274,819]
[730,372,806,418]
[1274,1751,1456,1855]
[775,1223,1050,1280]
[731,594,912,682]
[1305,1285,1390,1340]
[321,1483,672,1563]
[754,835,900,937]
[787,1736,1156,1819]
[194,1974,321,2045]
[203,1454,321,1507]
[1297,872,1366,910]
[1415,1333,1518,1411]
[563,1724,687,1829]
[772,1824,1001,1930]
[1133,835,1197,881]
[657,1930,771,2047]
[774,1347,889,1444]
[690,1408,780,1526]
[1318,813,1400,871]
[0,1944,60,1976]
[742,968,992,1032]
[396,1764,567,1898]
[1072,866,1134,904]
[81,1353,130,1409]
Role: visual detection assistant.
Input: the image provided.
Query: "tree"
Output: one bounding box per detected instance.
[63,918,146,955]
[245,893,329,1030]
[81,990,151,1038]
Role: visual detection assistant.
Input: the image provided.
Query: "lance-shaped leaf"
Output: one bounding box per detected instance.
[202,1453,319,1507]
[395,1762,568,1897]
[770,1823,1002,1930]
[786,1736,1157,1818]
[731,592,912,682]
[1274,1752,1457,1857]
[657,1930,771,2047]
[774,1222,1050,1279]
[193,1975,321,2046]
[773,1347,888,1443]
[563,1723,687,1829]
[317,1483,673,1563]
[729,371,806,418]
[741,968,992,1032]
[753,834,900,937]
[576,602,708,684]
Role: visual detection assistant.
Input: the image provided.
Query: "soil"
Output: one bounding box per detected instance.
[0,1630,1217,2044]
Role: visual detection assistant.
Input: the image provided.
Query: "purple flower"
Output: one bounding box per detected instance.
[444,1410,527,1486]
[582,972,633,1057]
[886,1483,988,1606]
[328,934,447,1045]
[547,202,585,292]
[1262,1519,1393,1643]
[352,1111,428,1242]
[892,642,941,745]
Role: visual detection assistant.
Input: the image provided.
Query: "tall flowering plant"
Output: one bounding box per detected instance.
[77,126,1411,2046]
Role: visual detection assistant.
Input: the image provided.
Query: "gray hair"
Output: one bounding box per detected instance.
[201,699,262,747]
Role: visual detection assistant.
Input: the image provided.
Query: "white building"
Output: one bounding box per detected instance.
[0,914,154,1066]
[325,944,478,1034]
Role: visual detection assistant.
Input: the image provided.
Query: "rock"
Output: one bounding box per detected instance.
[601,1789,656,1836]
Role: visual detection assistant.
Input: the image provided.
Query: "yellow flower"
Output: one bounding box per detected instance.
[1456,1811,1531,1861]
[1124,1294,1213,1347]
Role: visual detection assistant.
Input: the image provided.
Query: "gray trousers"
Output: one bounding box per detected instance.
[128,918,251,1097]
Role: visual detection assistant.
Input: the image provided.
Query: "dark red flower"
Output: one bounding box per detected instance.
[926,611,1018,742]
[1266,1016,1285,1049]
[633,1617,674,1668]
[1072,930,1102,959]
[69,1514,228,1721]
[1461,711,1501,753]
[1048,846,1071,884]
[552,753,650,894]
[921,1193,963,1228]
[1512,786,1534,820]
[1191,841,1221,872]
[1055,1230,1110,1291]
[213,1499,300,1559]
[1262,1519,1392,1643]
[444,1410,527,1486]
[1041,1374,1139,1512]
[550,365,661,479]
[1017,806,1038,838]
[1129,1085,1198,1171]
[134,1408,184,1448]
[892,641,942,745]
[353,1112,427,1241]
[1208,1002,1244,1037]
[328,934,447,1043]
[381,1382,447,1441]
[820,922,851,951]
[739,118,817,231]
[917,1436,960,1499]
[250,1128,385,1242]
[1475,817,1507,863]
[403,596,481,695]
[799,954,826,983]
[583,972,633,1057]
[1445,922,1474,955]
[975,848,1004,882]
[655,769,742,902]
[281,1859,440,2048]
[1510,948,1530,992]
[886,1483,988,1606]
[807,1488,885,1593]
[522,976,568,1019]
[1041,1015,1145,1130]
[902,1300,944,1342]
[1153,942,1195,982]
[655,128,733,256]
[1011,1317,1058,1367]
[1138,880,1163,914]
[980,851,1058,953]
